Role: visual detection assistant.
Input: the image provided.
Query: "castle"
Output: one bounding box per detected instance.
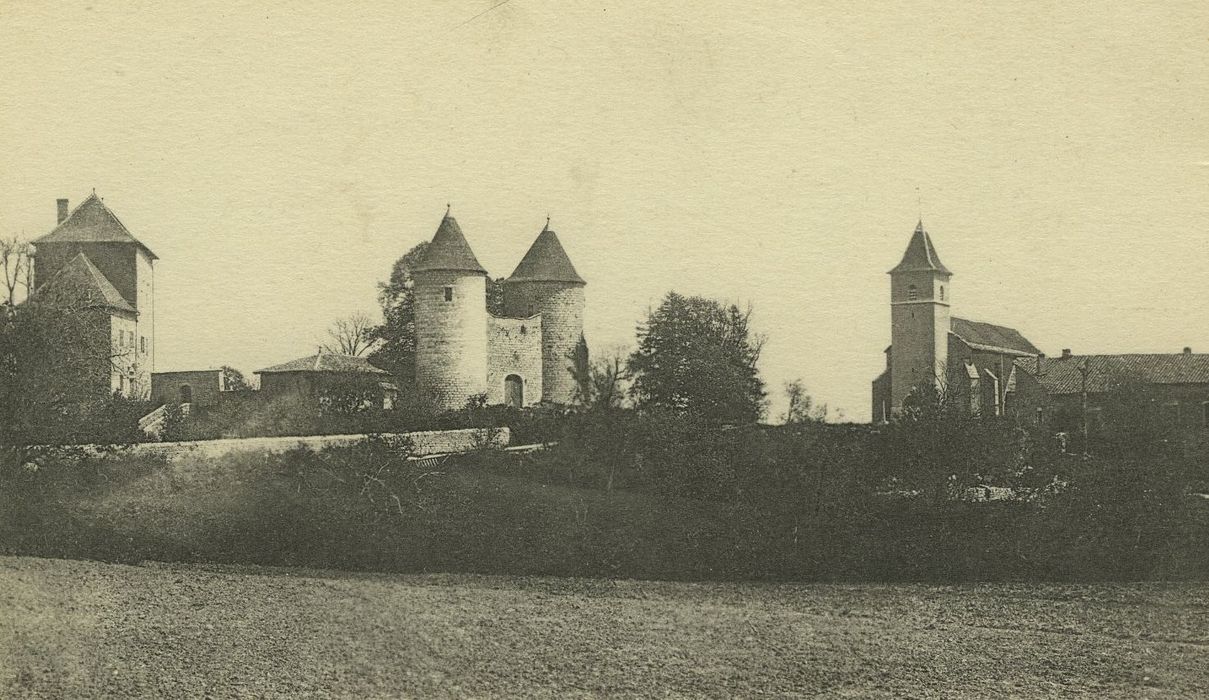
[412,210,586,411]
[30,194,156,399]
[873,222,1209,433]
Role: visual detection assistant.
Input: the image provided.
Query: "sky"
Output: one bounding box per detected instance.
[1,1,1207,421]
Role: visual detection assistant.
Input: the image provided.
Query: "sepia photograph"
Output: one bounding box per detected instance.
[1,1,1207,697]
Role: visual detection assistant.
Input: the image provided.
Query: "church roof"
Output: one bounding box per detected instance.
[505,225,585,285]
[890,221,949,275]
[413,213,487,274]
[255,351,390,375]
[1015,352,1209,395]
[34,252,136,314]
[950,317,1041,356]
[34,193,157,260]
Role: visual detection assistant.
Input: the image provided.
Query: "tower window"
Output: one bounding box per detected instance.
[443,286,453,302]
[907,284,918,301]
[940,286,945,301]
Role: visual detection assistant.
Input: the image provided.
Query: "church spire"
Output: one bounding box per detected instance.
[890,220,951,275]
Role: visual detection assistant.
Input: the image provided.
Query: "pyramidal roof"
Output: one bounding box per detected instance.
[34,193,157,260]
[506,224,585,285]
[256,351,390,375]
[413,212,487,274]
[35,252,136,314]
[889,220,949,275]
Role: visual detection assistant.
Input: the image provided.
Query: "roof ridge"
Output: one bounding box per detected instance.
[35,193,157,259]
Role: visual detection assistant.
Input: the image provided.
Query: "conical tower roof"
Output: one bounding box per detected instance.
[34,192,157,259]
[505,224,585,285]
[889,220,950,275]
[413,211,487,274]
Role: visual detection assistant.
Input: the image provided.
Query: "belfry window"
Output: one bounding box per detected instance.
[939,286,945,301]
[443,286,453,302]
[907,284,918,301]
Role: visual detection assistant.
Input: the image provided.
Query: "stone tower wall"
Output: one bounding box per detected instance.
[414,270,488,410]
[503,281,585,405]
[134,249,154,394]
[486,315,543,406]
[889,269,951,410]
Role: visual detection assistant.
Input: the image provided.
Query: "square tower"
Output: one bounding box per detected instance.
[888,221,951,412]
[32,193,157,398]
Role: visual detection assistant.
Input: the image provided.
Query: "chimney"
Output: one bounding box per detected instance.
[56,199,69,224]
[1184,347,1192,354]
[1061,348,1072,359]
[1036,353,1045,375]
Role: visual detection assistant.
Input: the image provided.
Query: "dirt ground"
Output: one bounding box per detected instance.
[1,556,1205,698]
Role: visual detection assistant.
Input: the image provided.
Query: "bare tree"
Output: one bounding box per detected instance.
[1,236,33,306]
[570,342,631,411]
[323,312,379,357]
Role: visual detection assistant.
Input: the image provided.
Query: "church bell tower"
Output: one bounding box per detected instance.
[888,221,952,411]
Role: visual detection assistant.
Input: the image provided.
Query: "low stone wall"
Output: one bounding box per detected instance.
[82,427,511,463]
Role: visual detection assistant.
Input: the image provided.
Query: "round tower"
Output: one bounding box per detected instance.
[503,221,586,405]
[413,210,489,411]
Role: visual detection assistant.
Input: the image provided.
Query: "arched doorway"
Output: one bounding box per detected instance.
[504,375,523,408]
[180,384,193,404]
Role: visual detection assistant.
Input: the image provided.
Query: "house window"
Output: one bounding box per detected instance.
[907,284,918,301]
[444,286,454,302]
[140,336,147,354]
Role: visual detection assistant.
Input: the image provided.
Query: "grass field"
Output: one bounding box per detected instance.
[1,556,1206,698]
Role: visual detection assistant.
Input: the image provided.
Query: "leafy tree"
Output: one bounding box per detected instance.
[220,365,254,392]
[627,292,767,423]
[0,292,144,467]
[486,277,505,317]
[781,379,828,424]
[369,242,429,383]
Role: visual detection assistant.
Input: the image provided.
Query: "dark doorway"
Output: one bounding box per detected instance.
[180,385,193,404]
[504,375,523,408]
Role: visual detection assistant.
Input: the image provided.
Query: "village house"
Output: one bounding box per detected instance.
[255,351,398,410]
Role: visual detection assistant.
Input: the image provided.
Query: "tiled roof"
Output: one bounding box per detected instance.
[1015,353,1209,395]
[889,221,950,275]
[506,225,585,285]
[256,352,390,375]
[35,252,136,314]
[413,213,486,274]
[950,317,1040,356]
[33,193,157,259]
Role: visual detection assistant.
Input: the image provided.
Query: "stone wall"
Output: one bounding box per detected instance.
[135,249,155,380]
[152,370,225,408]
[486,315,543,406]
[85,427,511,463]
[503,281,584,405]
[414,270,488,410]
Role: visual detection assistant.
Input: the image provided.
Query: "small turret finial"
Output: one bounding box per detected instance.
[445,202,451,217]
[544,214,550,231]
